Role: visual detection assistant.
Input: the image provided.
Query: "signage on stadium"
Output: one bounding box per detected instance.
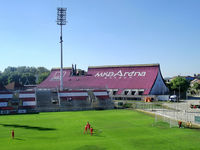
[51,71,67,80]
[94,70,146,78]
[0,102,8,107]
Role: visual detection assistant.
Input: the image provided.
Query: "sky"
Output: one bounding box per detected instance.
[0,0,199,77]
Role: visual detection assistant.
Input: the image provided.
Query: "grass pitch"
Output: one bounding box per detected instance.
[0,109,200,150]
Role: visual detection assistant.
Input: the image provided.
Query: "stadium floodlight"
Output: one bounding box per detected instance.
[57,8,67,25]
[57,7,67,91]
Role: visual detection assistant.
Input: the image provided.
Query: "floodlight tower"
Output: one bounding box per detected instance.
[57,7,67,91]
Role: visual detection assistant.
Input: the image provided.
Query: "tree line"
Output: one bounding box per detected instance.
[166,76,200,98]
[0,66,50,86]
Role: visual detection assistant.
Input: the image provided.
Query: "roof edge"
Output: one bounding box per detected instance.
[88,63,160,69]
[51,67,72,71]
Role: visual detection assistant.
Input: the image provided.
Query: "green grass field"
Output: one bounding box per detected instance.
[0,109,200,150]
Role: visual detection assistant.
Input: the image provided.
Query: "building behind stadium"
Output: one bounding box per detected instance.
[0,63,169,114]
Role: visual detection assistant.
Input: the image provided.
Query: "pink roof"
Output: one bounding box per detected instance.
[38,64,160,95]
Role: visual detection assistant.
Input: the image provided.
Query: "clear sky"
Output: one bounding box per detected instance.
[0,0,199,77]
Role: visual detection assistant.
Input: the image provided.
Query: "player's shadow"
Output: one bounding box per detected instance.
[74,145,106,150]
[92,129,104,137]
[14,138,25,141]
[0,124,56,131]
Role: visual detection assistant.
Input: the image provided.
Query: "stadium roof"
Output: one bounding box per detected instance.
[38,64,168,95]
[88,63,160,69]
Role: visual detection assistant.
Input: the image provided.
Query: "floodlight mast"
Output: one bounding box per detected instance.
[57,7,67,91]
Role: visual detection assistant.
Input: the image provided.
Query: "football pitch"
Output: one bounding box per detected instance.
[0,109,200,150]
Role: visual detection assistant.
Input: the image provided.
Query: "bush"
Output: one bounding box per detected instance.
[118,102,123,106]
[123,103,132,108]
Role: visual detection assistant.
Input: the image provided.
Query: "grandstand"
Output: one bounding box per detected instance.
[36,88,113,112]
[0,91,37,114]
[0,63,169,113]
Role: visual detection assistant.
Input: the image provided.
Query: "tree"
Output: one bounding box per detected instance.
[169,77,190,98]
[4,67,17,73]
[190,82,200,95]
[7,72,21,84]
[193,82,200,90]
[165,82,172,91]
[37,67,49,74]
[0,74,8,86]
[21,73,36,85]
[0,66,50,86]
[37,72,50,84]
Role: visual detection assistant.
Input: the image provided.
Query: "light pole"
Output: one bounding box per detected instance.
[179,85,181,101]
[57,7,67,91]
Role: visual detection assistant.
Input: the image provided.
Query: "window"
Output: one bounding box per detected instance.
[124,91,129,95]
[113,91,117,95]
[52,99,58,104]
[11,99,19,105]
[131,91,136,95]
[138,91,143,95]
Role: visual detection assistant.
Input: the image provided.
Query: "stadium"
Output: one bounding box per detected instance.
[0,63,169,114]
[38,63,169,96]
[1,1,200,149]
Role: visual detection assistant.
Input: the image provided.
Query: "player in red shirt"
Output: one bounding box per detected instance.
[178,121,182,128]
[84,125,88,134]
[12,130,14,139]
[90,127,93,136]
[87,122,90,130]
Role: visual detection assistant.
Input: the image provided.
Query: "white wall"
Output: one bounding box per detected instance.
[157,95,169,101]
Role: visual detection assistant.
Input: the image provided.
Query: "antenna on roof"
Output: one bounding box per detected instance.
[75,64,77,75]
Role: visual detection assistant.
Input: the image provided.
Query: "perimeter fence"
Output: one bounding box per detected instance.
[120,101,200,128]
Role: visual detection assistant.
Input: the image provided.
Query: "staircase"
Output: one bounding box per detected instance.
[36,90,60,112]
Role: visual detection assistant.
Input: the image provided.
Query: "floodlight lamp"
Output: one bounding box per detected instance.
[57,7,67,25]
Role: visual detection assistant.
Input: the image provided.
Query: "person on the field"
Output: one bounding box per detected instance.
[178,121,182,128]
[12,130,14,139]
[84,125,88,134]
[189,121,192,128]
[90,127,93,136]
[87,122,90,130]
[186,122,190,128]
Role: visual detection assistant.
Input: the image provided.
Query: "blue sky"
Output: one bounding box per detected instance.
[0,0,199,77]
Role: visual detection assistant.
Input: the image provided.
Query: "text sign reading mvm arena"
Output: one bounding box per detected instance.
[94,70,146,78]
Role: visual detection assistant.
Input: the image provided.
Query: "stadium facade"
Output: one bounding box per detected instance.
[0,91,37,114]
[36,63,169,111]
[0,63,169,114]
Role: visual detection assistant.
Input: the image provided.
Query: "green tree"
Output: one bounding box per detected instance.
[37,72,50,84]
[170,76,190,93]
[21,73,36,85]
[4,66,17,73]
[0,66,50,86]
[0,74,8,86]
[193,82,200,90]
[7,72,21,84]
[191,82,200,95]
[37,67,49,74]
